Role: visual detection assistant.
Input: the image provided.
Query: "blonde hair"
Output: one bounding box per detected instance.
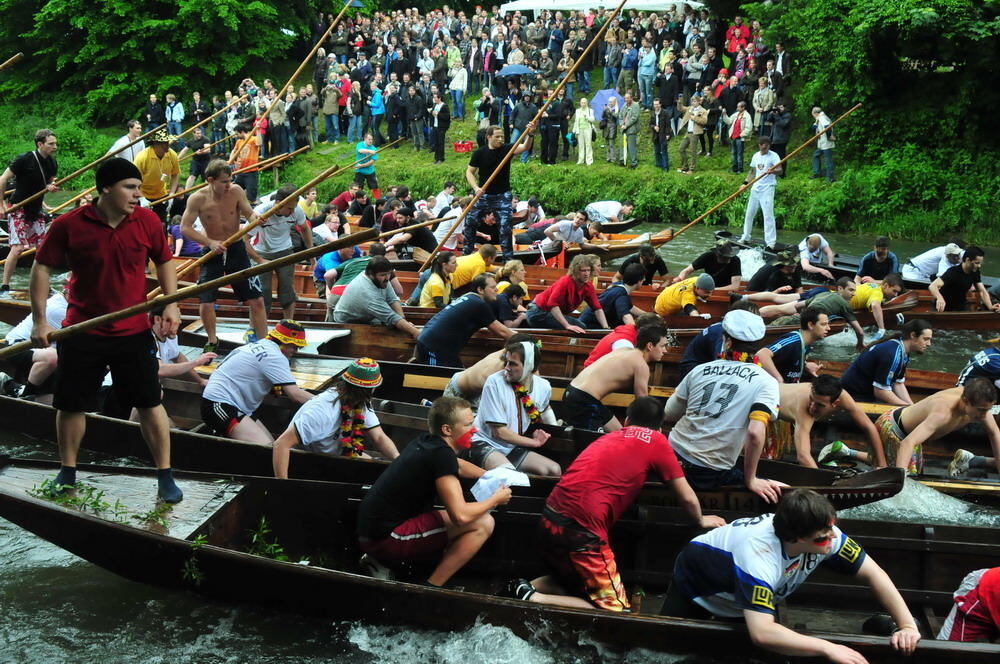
[500,259,525,280]
[568,254,594,279]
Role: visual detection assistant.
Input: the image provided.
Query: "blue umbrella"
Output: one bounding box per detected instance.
[496,64,536,78]
[591,88,625,123]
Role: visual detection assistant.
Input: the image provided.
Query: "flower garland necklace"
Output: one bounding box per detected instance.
[339,402,367,457]
[720,350,762,365]
[512,383,541,423]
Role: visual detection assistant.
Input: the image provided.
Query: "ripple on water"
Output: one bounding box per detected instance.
[841,477,1000,527]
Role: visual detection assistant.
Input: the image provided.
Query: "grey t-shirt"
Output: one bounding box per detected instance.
[333,274,403,327]
[252,201,307,253]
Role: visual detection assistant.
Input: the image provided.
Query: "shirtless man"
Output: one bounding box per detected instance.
[774,376,888,469]
[560,325,670,432]
[824,378,1000,477]
[180,159,267,352]
[442,333,537,407]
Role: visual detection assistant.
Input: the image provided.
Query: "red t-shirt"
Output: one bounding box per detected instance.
[584,324,638,367]
[36,204,173,336]
[545,426,684,540]
[533,274,600,314]
[331,190,354,212]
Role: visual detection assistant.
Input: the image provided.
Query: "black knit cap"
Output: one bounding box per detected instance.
[96,157,142,191]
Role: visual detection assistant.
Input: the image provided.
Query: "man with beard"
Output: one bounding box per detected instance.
[333,256,420,340]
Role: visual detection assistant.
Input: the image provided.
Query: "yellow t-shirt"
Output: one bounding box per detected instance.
[420,272,453,307]
[850,282,884,311]
[497,280,530,299]
[655,277,699,316]
[453,253,487,289]
[299,200,319,219]
[133,147,180,200]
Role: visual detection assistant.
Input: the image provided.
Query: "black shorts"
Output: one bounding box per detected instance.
[561,385,613,431]
[53,331,161,413]
[189,158,210,180]
[200,398,248,436]
[463,439,529,469]
[353,171,379,190]
[1,344,35,383]
[197,240,264,303]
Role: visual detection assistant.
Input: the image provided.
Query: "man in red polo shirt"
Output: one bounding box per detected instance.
[525,255,609,333]
[583,312,664,367]
[29,157,184,503]
[506,397,725,610]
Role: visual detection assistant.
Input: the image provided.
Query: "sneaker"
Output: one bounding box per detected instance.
[949,449,974,477]
[818,441,848,466]
[503,577,536,601]
[203,341,217,354]
[728,292,745,305]
[360,553,395,581]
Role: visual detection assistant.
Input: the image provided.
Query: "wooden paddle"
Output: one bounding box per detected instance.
[418,0,631,272]
[655,103,863,242]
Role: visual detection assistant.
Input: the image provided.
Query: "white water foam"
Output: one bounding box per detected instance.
[840,477,1000,527]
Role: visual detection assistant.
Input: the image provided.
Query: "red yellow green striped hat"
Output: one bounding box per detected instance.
[268,319,308,347]
[343,357,382,388]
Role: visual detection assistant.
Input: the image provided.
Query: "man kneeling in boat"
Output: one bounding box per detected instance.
[356,396,512,587]
[561,325,671,432]
[272,358,399,478]
[507,397,725,610]
[824,377,1000,478]
[660,489,921,660]
[465,338,561,476]
[664,310,784,503]
[200,320,313,443]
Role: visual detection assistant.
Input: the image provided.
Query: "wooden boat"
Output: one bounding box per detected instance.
[0,458,997,662]
[889,299,1000,332]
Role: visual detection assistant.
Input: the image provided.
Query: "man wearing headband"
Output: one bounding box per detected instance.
[273,358,399,478]
[508,397,725,610]
[30,158,184,502]
[661,489,920,659]
[200,320,313,443]
[664,310,783,503]
[357,396,512,587]
[561,325,672,432]
[465,338,560,476]
[443,333,540,408]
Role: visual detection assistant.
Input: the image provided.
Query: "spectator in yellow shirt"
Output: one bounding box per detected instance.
[133,128,180,225]
[655,273,715,317]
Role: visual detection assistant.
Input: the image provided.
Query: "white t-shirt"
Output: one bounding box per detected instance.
[6,292,67,344]
[815,113,835,150]
[433,189,455,216]
[549,219,587,244]
[907,246,947,279]
[291,388,380,455]
[664,359,780,470]
[937,253,963,280]
[750,150,782,191]
[251,201,307,253]
[433,206,463,250]
[797,234,829,264]
[585,200,623,223]
[313,223,339,243]
[202,339,297,415]
[108,135,145,162]
[472,370,552,455]
[155,336,180,364]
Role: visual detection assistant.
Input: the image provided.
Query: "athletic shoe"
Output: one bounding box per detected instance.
[818,441,848,466]
[359,553,395,581]
[949,449,974,477]
[203,342,217,354]
[503,577,536,601]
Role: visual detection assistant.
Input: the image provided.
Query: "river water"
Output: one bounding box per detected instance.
[1,224,998,662]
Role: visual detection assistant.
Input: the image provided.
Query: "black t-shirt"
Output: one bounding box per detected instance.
[187,137,211,164]
[469,144,512,194]
[419,293,497,351]
[580,283,631,328]
[408,226,438,253]
[939,264,980,311]
[493,292,517,323]
[9,151,58,218]
[857,252,896,282]
[349,201,376,228]
[619,252,669,285]
[691,251,741,287]
[356,433,459,540]
[766,331,806,383]
[747,263,802,292]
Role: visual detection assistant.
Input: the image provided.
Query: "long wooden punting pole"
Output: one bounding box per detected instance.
[179,135,230,163]
[418,0,630,272]
[228,0,357,164]
[0,53,24,73]
[0,213,450,361]
[655,103,863,241]
[2,123,167,216]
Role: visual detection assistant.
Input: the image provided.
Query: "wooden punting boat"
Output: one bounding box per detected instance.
[889,299,1000,332]
[0,458,997,662]
[0,392,905,512]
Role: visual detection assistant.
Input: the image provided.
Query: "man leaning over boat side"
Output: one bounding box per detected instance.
[30,158,184,503]
[333,256,421,340]
[356,396,511,587]
[272,358,398,478]
[663,310,785,503]
[441,333,539,409]
[561,325,671,433]
[464,338,561,477]
[506,397,725,611]
[660,489,921,661]
[200,320,313,444]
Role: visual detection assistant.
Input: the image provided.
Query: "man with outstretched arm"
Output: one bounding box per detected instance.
[30,158,184,502]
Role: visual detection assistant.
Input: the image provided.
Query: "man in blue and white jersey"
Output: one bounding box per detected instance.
[757,309,830,384]
[662,489,921,661]
[957,347,1000,390]
[840,319,933,406]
